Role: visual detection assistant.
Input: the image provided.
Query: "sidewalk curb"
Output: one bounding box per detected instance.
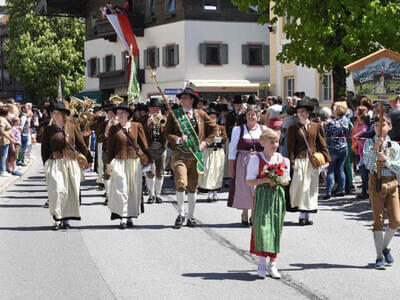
[0,161,33,195]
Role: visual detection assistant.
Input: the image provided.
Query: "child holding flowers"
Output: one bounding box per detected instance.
[246,128,290,279]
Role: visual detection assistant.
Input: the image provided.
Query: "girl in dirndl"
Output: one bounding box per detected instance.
[106,102,150,229]
[246,128,290,279]
[41,102,92,230]
[198,107,227,201]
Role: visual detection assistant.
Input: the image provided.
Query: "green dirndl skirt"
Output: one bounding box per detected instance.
[252,184,286,254]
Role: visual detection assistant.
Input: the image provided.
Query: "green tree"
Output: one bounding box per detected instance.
[232,0,400,100]
[4,0,85,104]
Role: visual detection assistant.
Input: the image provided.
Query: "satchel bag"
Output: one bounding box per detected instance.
[58,127,89,169]
[121,128,150,166]
[299,128,325,168]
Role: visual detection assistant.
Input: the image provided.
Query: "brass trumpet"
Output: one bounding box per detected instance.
[151,113,167,127]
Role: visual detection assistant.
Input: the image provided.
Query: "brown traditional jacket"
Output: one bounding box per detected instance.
[40,120,92,164]
[206,124,228,147]
[287,121,331,167]
[141,114,168,148]
[106,121,150,164]
[165,108,218,149]
[90,116,107,144]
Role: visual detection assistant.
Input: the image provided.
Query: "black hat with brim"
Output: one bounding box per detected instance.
[50,102,70,116]
[296,96,315,112]
[103,101,116,111]
[176,87,200,104]
[148,97,165,108]
[247,95,257,106]
[232,95,243,104]
[207,107,221,117]
[113,102,133,118]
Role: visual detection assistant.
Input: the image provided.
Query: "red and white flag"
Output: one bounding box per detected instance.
[106,14,139,56]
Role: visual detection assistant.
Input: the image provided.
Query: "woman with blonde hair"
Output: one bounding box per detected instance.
[41,102,92,230]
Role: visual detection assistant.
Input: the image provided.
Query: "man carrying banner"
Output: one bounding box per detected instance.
[165,88,218,228]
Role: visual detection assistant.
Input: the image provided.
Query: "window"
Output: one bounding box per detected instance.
[165,0,175,14]
[121,51,140,71]
[146,0,155,18]
[163,44,179,67]
[284,76,295,97]
[144,47,160,68]
[87,57,100,77]
[242,44,269,66]
[199,43,228,65]
[203,0,220,12]
[103,55,116,73]
[321,74,332,101]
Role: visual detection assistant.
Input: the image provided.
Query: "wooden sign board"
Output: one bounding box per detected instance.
[345,49,400,101]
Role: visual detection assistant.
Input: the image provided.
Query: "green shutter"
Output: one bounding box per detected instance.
[96,58,100,75]
[87,60,91,76]
[262,45,270,65]
[242,45,249,65]
[111,55,116,71]
[121,52,126,70]
[144,49,147,67]
[199,43,206,64]
[134,55,140,69]
[162,46,167,66]
[155,47,160,67]
[221,44,228,64]
[174,44,179,65]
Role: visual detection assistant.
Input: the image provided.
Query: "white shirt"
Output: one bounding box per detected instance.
[246,152,291,181]
[228,124,267,160]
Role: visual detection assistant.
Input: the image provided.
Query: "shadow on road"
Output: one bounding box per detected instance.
[182,271,258,281]
[0,204,44,208]
[319,196,373,223]
[198,222,248,229]
[2,195,48,199]
[279,262,374,271]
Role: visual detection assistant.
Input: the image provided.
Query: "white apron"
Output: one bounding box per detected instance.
[108,158,142,219]
[96,142,104,184]
[198,147,225,190]
[44,158,81,220]
[289,157,320,211]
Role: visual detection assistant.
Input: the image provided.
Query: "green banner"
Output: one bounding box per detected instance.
[173,108,205,174]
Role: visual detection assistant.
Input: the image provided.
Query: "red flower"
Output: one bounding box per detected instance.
[267,164,275,171]
[275,168,284,176]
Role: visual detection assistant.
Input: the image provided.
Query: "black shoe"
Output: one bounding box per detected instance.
[241,219,250,227]
[53,223,60,231]
[357,193,369,200]
[155,196,163,204]
[104,198,108,206]
[300,219,314,226]
[174,215,185,228]
[127,220,134,228]
[207,195,213,202]
[61,221,71,229]
[119,222,127,229]
[322,195,331,200]
[187,218,197,227]
[98,183,105,188]
[147,195,155,204]
[335,192,345,197]
[43,201,49,208]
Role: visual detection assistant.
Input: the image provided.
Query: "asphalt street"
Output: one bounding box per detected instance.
[1,144,400,300]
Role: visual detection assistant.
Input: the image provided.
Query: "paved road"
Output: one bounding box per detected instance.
[1,145,400,299]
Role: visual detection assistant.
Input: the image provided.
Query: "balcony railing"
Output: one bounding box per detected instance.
[98,69,144,91]
[87,14,144,41]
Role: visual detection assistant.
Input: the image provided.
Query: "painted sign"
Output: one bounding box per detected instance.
[345,49,400,101]
[164,88,183,95]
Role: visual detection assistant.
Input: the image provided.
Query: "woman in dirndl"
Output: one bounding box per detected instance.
[228,103,267,226]
[106,102,150,229]
[287,98,330,225]
[41,102,92,230]
[198,107,227,201]
[247,128,290,279]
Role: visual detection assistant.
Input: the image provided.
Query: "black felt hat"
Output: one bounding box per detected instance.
[148,97,164,108]
[113,101,134,117]
[102,101,116,111]
[207,107,221,117]
[232,95,243,104]
[50,101,70,116]
[176,87,200,102]
[246,95,257,106]
[296,96,315,112]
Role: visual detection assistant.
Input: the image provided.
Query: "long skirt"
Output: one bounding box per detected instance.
[228,150,255,209]
[96,142,104,184]
[45,158,81,221]
[289,157,319,212]
[108,158,142,219]
[223,142,230,179]
[250,184,285,256]
[198,147,225,191]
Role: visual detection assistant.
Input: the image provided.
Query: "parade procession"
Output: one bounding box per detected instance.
[3,0,400,299]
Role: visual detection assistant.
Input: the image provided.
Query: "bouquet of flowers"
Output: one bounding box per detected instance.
[261,163,285,186]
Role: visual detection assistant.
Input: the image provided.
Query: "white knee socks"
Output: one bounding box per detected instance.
[155,177,164,195]
[383,227,397,250]
[146,177,155,197]
[176,192,185,216]
[188,193,196,219]
[373,230,384,258]
[104,179,110,195]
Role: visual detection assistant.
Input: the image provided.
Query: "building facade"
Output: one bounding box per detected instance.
[38,0,270,101]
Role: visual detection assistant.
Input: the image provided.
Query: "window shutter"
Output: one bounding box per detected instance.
[144,49,148,67]
[121,52,126,70]
[221,43,228,64]
[174,44,179,65]
[262,45,270,65]
[162,46,167,66]
[111,55,116,71]
[96,58,100,75]
[134,55,140,69]
[199,43,206,64]
[87,60,91,76]
[242,45,249,65]
[155,47,160,67]
[102,57,106,72]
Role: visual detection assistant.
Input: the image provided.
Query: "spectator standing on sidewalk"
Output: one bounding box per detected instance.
[8,117,22,176]
[0,106,15,177]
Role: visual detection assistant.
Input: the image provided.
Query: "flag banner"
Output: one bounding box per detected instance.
[127,53,141,104]
[106,14,139,56]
